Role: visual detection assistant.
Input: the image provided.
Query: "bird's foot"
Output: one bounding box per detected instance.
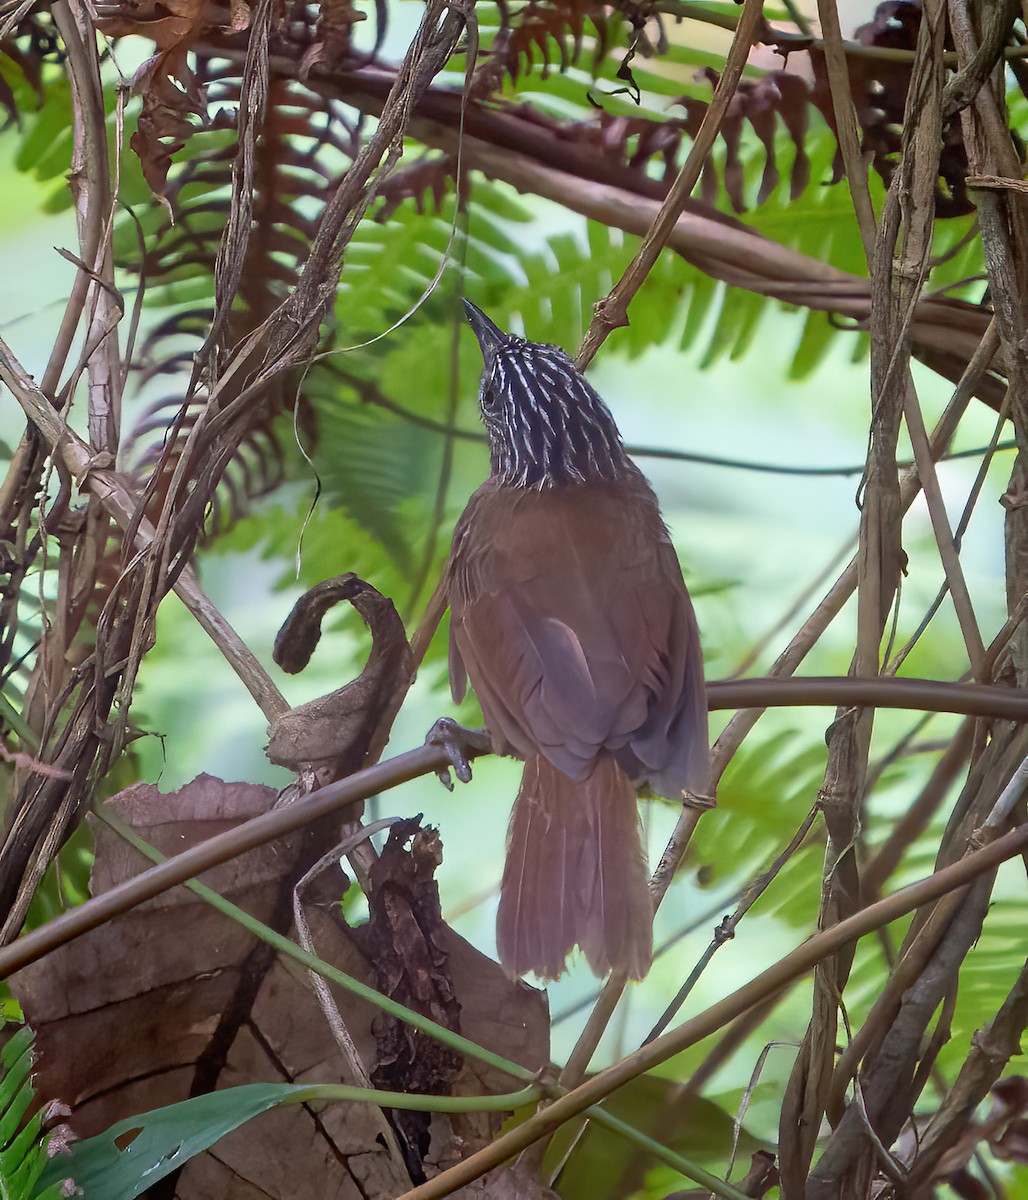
[425,718,490,790]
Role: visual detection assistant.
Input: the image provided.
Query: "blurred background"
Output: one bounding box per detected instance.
[0,0,1022,1174]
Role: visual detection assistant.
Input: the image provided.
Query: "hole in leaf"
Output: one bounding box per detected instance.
[114,1127,143,1151]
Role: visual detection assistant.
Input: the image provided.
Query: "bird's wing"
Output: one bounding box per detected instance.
[620,537,710,796]
[447,479,708,793]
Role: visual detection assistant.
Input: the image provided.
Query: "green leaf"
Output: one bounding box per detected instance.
[689,731,827,921]
[12,76,72,181]
[789,309,839,382]
[0,1025,64,1200]
[37,1084,316,1200]
[310,391,433,568]
[38,1079,542,1199]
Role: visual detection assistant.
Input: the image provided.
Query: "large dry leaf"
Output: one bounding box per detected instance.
[13,775,549,1199]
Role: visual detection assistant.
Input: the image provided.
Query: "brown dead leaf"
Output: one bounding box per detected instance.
[299,0,368,77]
[128,48,208,205]
[14,776,308,1134]
[97,0,256,202]
[12,775,548,1199]
[96,0,208,44]
[228,0,252,32]
[358,820,462,1179]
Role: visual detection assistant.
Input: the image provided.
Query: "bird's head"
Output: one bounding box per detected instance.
[464,300,631,488]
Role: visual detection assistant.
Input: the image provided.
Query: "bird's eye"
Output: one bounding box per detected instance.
[479,375,501,413]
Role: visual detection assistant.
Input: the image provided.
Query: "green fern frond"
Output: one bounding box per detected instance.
[945,895,1028,1068]
[307,377,436,569]
[337,171,859,382]
[689,731,826,906]
[0,1025,64,1200]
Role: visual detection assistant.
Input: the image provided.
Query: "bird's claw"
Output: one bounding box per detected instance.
[425,718,489,790]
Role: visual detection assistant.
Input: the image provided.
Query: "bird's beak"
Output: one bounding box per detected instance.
[463,299,506,361]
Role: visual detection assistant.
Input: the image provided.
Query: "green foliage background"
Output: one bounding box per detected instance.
[0,0,1025,1194]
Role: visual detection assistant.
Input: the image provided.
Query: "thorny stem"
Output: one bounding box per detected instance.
[886,388,1013,676]
[901,384,987,679]
[643,801,822,1044]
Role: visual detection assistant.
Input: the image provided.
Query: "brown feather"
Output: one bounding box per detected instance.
[497,754,652,980]
[448,477,709,797]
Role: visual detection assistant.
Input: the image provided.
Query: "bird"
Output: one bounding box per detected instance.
[445,301,710,981]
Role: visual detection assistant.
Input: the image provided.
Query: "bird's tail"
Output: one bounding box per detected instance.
[497,754,653,981]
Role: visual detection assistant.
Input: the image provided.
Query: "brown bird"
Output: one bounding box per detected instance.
[446,302,710,981]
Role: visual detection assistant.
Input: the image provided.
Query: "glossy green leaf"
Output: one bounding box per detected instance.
[37,1085,317,1200]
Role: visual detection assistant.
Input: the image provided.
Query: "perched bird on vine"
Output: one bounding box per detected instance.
[445,302,710,981]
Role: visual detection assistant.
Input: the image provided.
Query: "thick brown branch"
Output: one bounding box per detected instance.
[709,676,1028,720]
[0,742,458,979]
